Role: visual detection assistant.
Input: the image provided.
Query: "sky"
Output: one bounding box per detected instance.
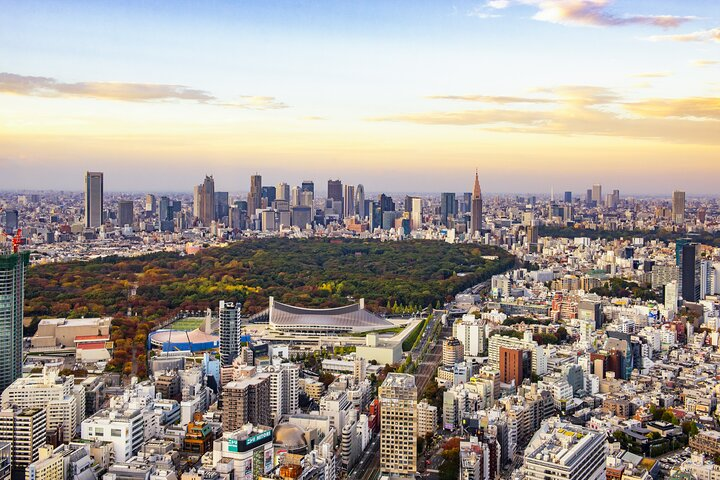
[0,0,719,195]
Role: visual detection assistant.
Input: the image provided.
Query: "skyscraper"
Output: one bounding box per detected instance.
[215,191,229,221]
[248,174,262,218]
[343,185,355,218]
[470,170,483,234]
[564,191,572,203]
[301,180,314,194]
[327,179,343,202]
[679,242,700,302]
[410,196,422,231]
[117,200,134,228]
[219,301,242,367]
[591,184,602,206]
[440,192,456,227]
[2,210,18,234]
[193,175,216,226]
[276,182,290,201]
[379,373,417,476]
[0,249,29,392]
[672,190,686,224]
[145,194,156,214]
[355,184,366,218]
[84,171,104,228]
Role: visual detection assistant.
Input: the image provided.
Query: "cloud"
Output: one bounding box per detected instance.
[631,72,671,78]
[368,86,720,145]
[467,9,501,19]
[692,59,719,67]
[624,97,720,120]
[426,94,554,104]
[0,72,287,110]
[647,27,720,43]
[487,0,695,28]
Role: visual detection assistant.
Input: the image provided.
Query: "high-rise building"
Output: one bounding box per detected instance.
[290,186,302,207]
[343,185,355,218]
[522,419,606,480]
[379,373,417,475]
[145,194,156,214]
[2,210,18,234]
[355,184,366,218]
[158,196,171,223]
[301,180,314,194]
[84,171,104,228]
[672,190,686,224]
[591,184,602,206]
[117,200,134,228]
[563,191,572,203]
[470,170,483,234]
[193,175,216,226]
[499,347,524,386]
[219,301,242,367]
[378,194,394,215]
[0,249,28,392]
[679,242,700,302]
[452,314,486,357]
[440,192,456,227]
[442,337,464,367]
[0,407,46,471]
[215,191,229,221]
[261,186,276,204]
[410,197,422,231]
[222,374,271,431]
[276,182,290,201]
[248,174,262,218]
[327,179,343,202]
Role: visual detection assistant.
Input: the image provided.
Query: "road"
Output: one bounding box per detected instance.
[347,434,380,480]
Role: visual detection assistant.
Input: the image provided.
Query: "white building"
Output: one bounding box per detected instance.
[417,400,437,438]
[453,314,487,357]
[81,404,144,462]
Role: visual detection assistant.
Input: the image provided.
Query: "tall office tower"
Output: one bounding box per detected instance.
[261,186,276,204]
[410,197,422,231]
[564,191,572,203]
[0,249,28,392]
[248,174,262,217]
[117,200,134,228]
[300,190,313,208]
[462,192,472,214]
[585,189,592,206]
[672,190,686,224]
[0,407,46,471]
[84,171,104,228]
[355,184,366,218]
[215,191,230,221]
[290,186,302,207]
[301,180,314,194]
[379,374,417,476]
[219,301,242,367]
[527,223,539,252]
[440,192,456,227]
[591,184,602,206]
[276,182,290,201]
[193,175,216,226]
[679,243,700,302]
[470,170,483,234]
[222,374,271,431]
[2,210,18,233]
[612,189,620,206]
[158,196,171,222]
[378,194,395,214]
[145,194,156,214]
[327,179,343,202]
[442,337,464,367]
[343,185,355,218]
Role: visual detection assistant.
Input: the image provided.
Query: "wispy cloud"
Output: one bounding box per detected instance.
[647,27,720,43]
[0,72,288,110]
[624,97,720,120]
[631,72,671,78]
[692,59,719,67]
[426,94,554,104]
[487,0,695,28]
[368,86,720,145]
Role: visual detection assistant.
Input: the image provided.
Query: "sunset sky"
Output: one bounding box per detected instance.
[1,0,718,194]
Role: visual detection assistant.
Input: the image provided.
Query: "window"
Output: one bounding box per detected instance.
[111,429,122,437]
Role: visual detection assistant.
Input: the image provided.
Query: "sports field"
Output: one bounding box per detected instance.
[169,317,205,331]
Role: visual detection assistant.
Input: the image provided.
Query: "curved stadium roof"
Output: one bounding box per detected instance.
[269,297,393,332]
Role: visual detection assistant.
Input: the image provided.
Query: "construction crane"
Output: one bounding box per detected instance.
[12,229,22,253]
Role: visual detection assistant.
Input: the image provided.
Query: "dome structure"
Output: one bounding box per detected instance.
[273,423,309,455]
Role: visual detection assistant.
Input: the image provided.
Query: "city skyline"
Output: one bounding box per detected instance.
[1,0,719,193]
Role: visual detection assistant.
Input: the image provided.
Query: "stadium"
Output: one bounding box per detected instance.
[148,328,219,353]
